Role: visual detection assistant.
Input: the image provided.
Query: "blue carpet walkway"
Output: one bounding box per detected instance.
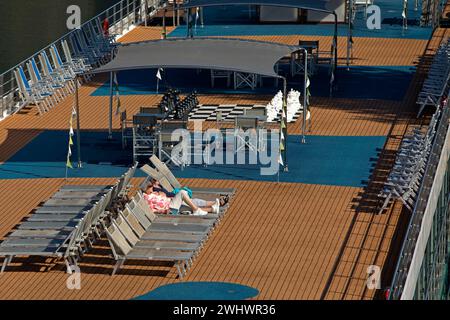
[0,130,385,187]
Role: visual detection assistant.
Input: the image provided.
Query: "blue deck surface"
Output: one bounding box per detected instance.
[0,130,385,187]
[91,66,414,101]
[167,0,431,40]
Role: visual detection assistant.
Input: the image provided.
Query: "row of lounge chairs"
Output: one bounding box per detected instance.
[378,107,441,214]
[106,188,227,278]
[14,18,117,115]
[116,155,234,277]
[0,163,138,273]
[417,39,450,117]
[1,157,235,278]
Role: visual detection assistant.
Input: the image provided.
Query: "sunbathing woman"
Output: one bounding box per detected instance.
[144,181,227,216]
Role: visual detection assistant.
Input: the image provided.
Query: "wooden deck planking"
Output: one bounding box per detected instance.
[118,26,176,43]
[0,178,361,300]
[1,4,450,300]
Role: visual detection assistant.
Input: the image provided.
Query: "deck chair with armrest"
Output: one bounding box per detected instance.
[105,223,194,278]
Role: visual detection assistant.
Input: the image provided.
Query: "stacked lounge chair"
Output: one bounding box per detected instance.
[417,40,450,117]
[378,108,442,214]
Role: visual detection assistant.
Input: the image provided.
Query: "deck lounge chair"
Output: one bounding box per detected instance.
[39,50,77,92]
[125,204,211,236]
[0,185,115,273]
[131,194,216,225]
[105,223,195,278]
[115,212,201,253]
[14,67,55,114]
[143,155,235,196]
[118,207,204,244]
[27,59,65,102]
[123,206,206,243]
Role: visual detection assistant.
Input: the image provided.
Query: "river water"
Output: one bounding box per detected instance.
[0,0,120,73]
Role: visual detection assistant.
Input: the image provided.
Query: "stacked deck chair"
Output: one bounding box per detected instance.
[105,191,220,278]
[378,108,441,214]
[0,163,138,273]
[417,39,450,117]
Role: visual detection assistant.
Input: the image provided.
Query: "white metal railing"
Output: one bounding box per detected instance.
[0,0,165,119]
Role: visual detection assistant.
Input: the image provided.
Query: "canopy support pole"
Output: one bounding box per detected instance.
[302,49,308,144]
[282,77,288,172]
[75,75,82,168]
[108,71,114,140]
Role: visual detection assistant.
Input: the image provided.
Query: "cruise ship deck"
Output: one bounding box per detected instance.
[0,0,449,300]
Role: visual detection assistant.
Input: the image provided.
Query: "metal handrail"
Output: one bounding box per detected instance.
[0,0,165,118]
